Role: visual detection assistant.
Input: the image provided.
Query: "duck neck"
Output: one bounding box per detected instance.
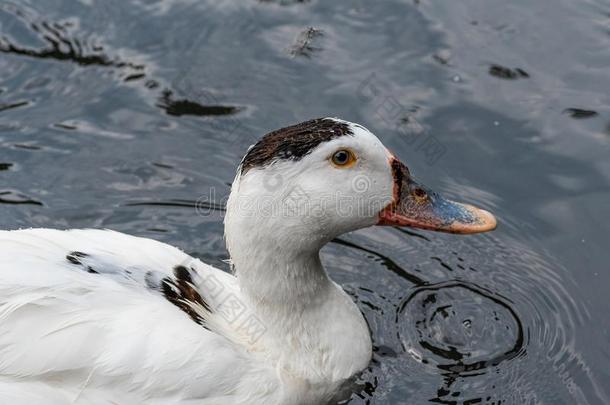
[224,216,372,382]
[229,232,332,317]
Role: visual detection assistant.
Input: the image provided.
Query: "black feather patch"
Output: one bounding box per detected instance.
[161,265,212,326]
[66,251,88,264]
[66,252,99,274]
[65,252,98,274]
[240,118,353,174]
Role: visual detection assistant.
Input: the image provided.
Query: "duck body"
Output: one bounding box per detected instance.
[0,118,496,404]
[0,228,370,405]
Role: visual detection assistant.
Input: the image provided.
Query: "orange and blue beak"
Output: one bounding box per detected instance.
[378,158,497,234]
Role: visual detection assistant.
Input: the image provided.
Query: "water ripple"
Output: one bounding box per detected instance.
[397,280,525,375]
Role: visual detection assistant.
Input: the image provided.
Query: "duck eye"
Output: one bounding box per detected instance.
[331,149,355,167]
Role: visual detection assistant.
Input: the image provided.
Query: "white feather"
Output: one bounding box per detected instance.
[0,229,277,404]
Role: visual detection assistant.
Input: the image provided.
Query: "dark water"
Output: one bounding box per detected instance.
[1,0,609,403]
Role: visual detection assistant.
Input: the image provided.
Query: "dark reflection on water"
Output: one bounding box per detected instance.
[0,190,43,205]
[333,237,427,286]
[157,89,242,117]
[0,4,144,70]
[563,108,599,119]
[488,64,529,80]
[1,0,609,404]
[0,99,29,112]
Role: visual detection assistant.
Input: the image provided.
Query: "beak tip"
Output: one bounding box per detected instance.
[463,205,497,234]
[480,209,498,231]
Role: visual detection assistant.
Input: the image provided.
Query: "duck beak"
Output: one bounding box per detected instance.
[377,158,497,234]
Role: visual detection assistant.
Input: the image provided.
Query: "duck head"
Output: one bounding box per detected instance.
[225,117,496,254]
[223,118,496,379]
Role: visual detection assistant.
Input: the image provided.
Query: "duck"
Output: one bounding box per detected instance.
[0,118,496,405]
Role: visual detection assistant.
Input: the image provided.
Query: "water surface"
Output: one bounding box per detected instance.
[1,0,609,403]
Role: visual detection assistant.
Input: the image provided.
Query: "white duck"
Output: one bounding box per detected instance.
[0,118,496,405]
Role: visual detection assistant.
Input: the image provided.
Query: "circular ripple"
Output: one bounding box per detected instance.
[397,281,524,375]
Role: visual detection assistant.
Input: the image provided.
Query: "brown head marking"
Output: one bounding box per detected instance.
[240,118,353,174]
